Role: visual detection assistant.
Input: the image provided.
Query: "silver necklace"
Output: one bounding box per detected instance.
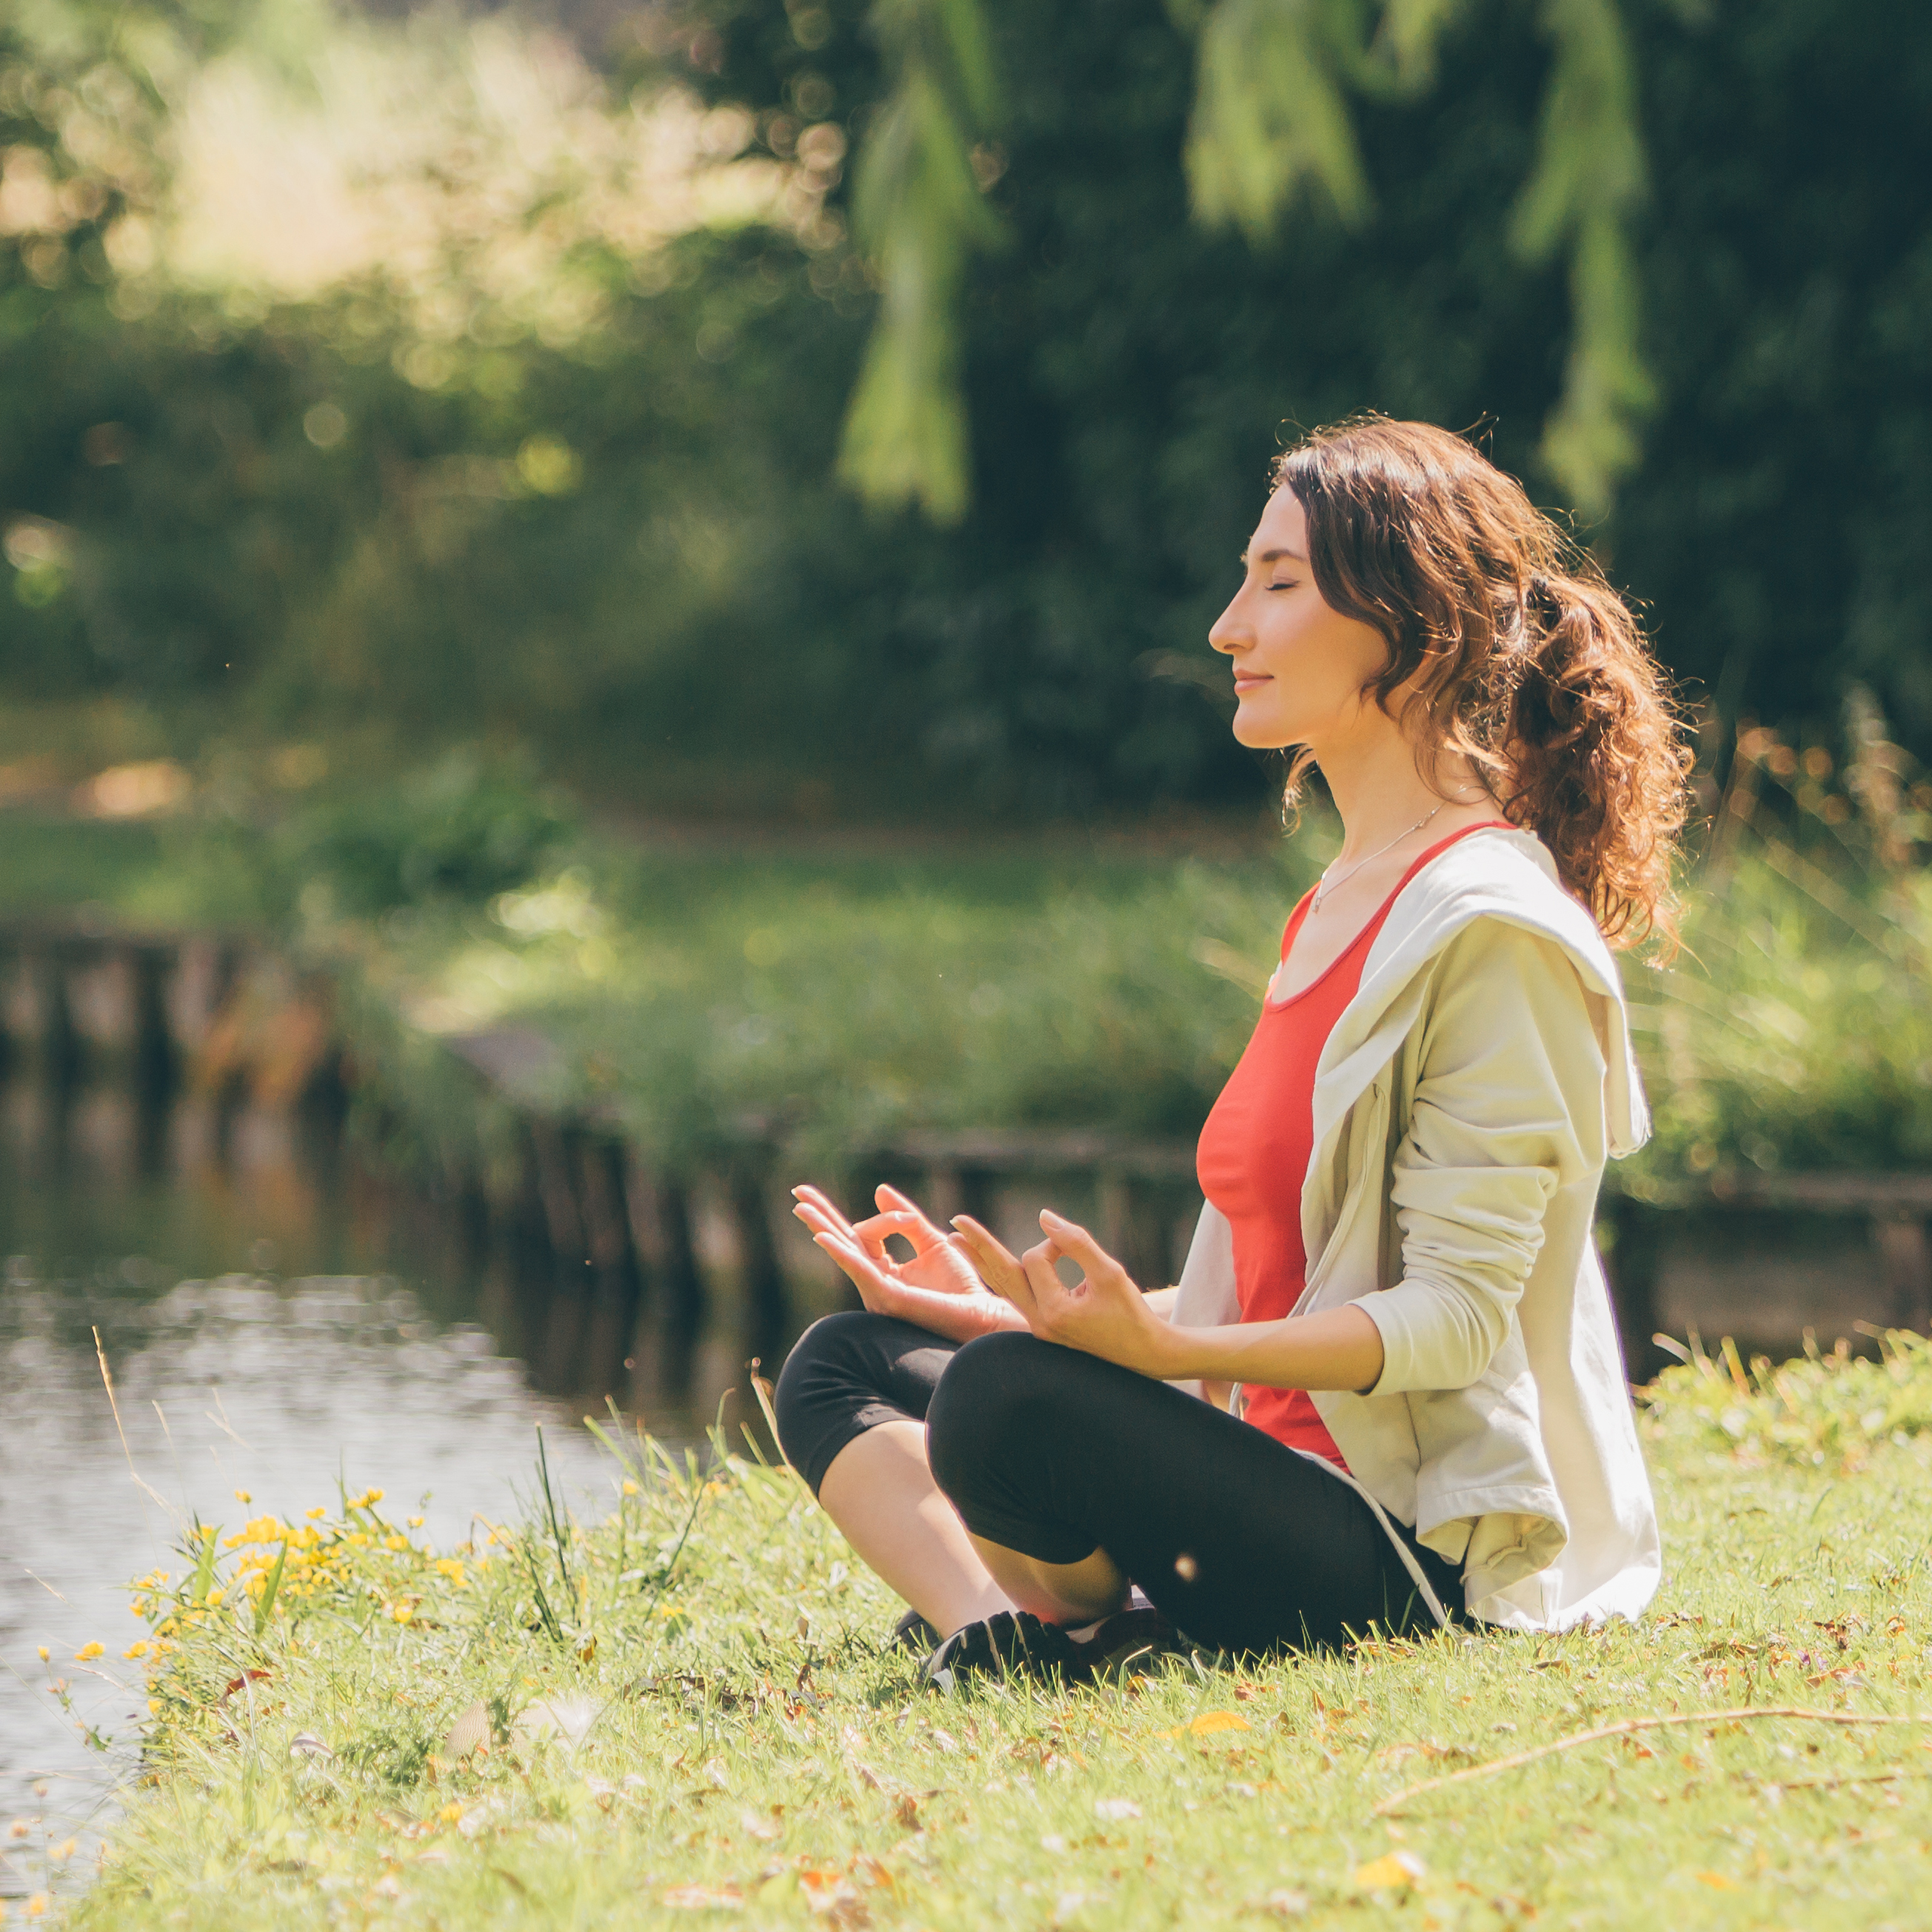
[1310,802,1446,911]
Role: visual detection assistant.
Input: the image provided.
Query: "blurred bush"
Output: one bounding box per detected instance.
[275,751,579,919]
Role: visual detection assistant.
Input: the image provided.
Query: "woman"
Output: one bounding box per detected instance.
[774,416,1689,1682]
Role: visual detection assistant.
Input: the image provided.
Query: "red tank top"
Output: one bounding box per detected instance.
[1195,823,1512,1464]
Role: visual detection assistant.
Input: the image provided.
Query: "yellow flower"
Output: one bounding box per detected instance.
[124,1641,151,1659]
[74,1641,104,1661]
[622,1480,640,1497]
[433,1558,466,1585]
[147,1699,161,1715]
[408,1515,424,1528]
[49,1839,75,1863]
[389,1602,414,1624]
[36,1646,48,1662]
[438,1803,464,1825]
[27,1893,49,1916]
[234,1489,251,1504]
[305,1505,326,1520]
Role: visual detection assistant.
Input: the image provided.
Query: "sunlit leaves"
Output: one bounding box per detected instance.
[1180,0,1372,238]
[1511,0,1655,517]
[837,0,1005,523]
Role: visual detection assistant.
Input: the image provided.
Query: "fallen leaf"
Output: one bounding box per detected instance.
[1354,1851,1426,1890]
[1157,1710,1252,1739]
[443,1702,490,1759]
[798,1867,870,1925]
[662,1882,745,1908]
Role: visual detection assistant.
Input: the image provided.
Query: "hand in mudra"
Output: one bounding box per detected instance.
[951,1209,1178,1379]
[791,1183,1026,1344]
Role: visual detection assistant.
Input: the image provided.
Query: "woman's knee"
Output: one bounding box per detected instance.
[770,1311,883,1472]
[924,1331,1067,1497]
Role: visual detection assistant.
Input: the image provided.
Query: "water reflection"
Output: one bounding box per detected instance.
[0,1082,671,1879]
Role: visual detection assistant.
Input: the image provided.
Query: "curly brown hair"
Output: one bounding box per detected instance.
[1272,416,1693,948]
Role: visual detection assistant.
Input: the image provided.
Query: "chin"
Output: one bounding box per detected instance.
[1231,708,1291,751]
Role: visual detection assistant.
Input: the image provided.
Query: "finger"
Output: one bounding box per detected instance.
[1017,1240,1075,1334]
[850,1209,927,1244]
[1038,1210,1130,1289]
[792,1184,860,1242]
[952,1216,1035,1314]
[810,1229,900,1303]
[793,1201,860,1248]
[874,1183,943,1244]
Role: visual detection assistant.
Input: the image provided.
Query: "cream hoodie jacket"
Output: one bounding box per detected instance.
[1170,824,1661,1631]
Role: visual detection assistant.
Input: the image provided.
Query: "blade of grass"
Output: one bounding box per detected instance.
[535,1425,576,1600]
[253,1540,289,1638]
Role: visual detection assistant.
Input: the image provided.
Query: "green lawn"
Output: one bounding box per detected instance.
[39,1339,1932,1931]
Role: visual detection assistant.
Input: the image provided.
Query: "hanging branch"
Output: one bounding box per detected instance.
[1510,0,1654,519]
[837,0,1660,526]
[837,0,1005,524]
[1176,0,1373,238]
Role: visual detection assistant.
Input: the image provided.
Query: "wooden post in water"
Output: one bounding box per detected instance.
[726,1156,790,1384]
[622,1158,709,1409]
[576,1134,643,1400]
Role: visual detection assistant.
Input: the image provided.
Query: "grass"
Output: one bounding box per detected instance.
[19,1338,1932,1931]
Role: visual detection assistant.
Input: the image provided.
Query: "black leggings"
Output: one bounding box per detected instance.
[772,1311,1463,1656]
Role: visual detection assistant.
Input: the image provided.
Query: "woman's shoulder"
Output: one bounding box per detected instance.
[1380,826,1622,1000]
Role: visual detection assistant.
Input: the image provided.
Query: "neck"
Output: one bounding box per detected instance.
[1315,727,1477,861]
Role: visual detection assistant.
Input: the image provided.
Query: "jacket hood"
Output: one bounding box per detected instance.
[1320,825,1651,1160]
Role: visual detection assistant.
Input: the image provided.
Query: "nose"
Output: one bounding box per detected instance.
[1208,587,1248,657]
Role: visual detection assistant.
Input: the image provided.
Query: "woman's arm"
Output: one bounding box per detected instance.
[954,923,1598,1395]
[1350,920,1595,1394]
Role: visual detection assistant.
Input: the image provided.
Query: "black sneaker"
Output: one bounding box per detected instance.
[889,1606,941,1654]
[1074,1606,1191,1678]
[922,1611,1089,1692]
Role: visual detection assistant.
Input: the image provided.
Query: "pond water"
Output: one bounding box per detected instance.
[0,1081,650,1890]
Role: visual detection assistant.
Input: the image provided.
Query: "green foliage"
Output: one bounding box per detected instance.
[1511,0,1653,513]
[846,0,1656,521]
[1180,0,1374,235]
[270,752,578,921]
[4,0,1931,815]
[838,0,1006,520]
[1643,1327,1932,1474]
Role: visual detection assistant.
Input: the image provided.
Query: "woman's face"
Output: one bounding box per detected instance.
[1209,487,1390,752]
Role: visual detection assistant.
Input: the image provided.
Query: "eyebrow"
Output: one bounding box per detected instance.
[1237,547,1308,566]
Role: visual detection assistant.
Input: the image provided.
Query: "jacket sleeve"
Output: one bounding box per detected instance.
[1354,919,1602,1397]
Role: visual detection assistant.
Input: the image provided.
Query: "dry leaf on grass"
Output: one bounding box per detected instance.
[1354,1851,1426,1890]
[662,1882,744,1908]
[443,1700,490,1758]
[1157,1711,1250,1739]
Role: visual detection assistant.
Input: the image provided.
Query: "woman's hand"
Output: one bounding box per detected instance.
[792,1183,1026,1345]
[950,1209,1183,1379]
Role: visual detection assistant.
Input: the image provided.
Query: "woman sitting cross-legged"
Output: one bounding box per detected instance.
[772,415,1689,1685]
